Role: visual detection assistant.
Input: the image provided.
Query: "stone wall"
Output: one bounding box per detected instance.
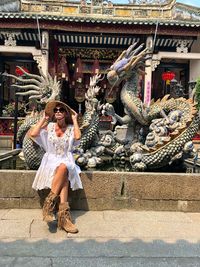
[0,136,13,149]
[1,170,200,211]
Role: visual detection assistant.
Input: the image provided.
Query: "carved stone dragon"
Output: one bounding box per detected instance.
[5,66,61,169]
[6,67,102,169]
[7,42,199,171]
[78,74,102,151]
[104,42,199,171]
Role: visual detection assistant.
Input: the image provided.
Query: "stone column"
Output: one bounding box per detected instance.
[144,36,153,106]
[33,31,49,76]
[41,31,49,75]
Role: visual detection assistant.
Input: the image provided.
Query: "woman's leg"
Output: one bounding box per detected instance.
[54,167,78,233]
[44,163,78,233]
[51,163,68,195]
[42,163,68,222]
[59,180,69,203]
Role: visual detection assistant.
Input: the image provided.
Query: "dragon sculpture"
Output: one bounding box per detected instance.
[4,66,61,169]
[103,42,199,171]
[78,74,102,151]
[6,67,103,169]
[6,41,199,171]
[76,74,128,168]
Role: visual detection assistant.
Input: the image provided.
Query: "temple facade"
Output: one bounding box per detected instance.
[0,0,200,133]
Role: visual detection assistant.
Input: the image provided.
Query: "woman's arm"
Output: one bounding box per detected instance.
[29,112,49,137]
[72,113,81,140]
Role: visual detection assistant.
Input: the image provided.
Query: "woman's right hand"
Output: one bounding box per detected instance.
[42,111,50,123]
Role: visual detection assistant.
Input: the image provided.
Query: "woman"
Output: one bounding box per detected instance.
[29,100,82,234]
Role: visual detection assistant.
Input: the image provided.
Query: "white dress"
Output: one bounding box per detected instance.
[32,122,83,191]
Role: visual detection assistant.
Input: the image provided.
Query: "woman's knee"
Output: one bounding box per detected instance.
[57,163,68,175]
[63,180,69,187]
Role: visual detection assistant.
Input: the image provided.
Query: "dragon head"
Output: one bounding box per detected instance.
[3,66,61,104]
[107,42,150,87]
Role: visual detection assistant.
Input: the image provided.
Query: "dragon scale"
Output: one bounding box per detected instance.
[132,114,199,170]
[17,114,45,170]
[120,73,148,125]
[121,76,199,170]
[79,111,99,151]
[106,43,199,170]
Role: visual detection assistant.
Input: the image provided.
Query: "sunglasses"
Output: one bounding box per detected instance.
[53,107,66,113]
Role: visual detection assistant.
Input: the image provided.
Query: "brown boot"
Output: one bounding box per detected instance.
[42,191,59,222]
[58,202,78,234]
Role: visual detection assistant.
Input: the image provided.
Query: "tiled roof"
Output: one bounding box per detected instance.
[1,12,200,28]
[0,0,200,27]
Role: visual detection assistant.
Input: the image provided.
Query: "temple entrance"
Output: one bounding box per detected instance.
[152,60,189,100]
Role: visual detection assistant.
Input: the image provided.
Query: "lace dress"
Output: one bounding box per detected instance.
[32,122,82,191]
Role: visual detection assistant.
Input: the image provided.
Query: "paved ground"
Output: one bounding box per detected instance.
[1,209,200,266]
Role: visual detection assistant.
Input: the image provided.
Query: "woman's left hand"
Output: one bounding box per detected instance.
[72,112,81,139]
[71,112,78,122]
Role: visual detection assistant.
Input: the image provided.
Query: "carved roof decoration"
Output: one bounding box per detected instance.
[0,30,195,52]
[59,47,122,60]
[0,0,200,27]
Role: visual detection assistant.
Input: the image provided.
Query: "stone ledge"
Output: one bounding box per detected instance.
[1,170,200,211]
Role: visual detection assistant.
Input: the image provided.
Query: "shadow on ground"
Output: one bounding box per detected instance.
[1,238,200,266]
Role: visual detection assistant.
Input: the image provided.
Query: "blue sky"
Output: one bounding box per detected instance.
[111,0,200,7]
[179,0,200,7]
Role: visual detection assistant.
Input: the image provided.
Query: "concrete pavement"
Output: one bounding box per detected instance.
[1,209,200,266]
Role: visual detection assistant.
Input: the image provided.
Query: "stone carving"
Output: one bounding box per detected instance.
[2,32,20,47]
[8,43,199,172]
[103,42,198,171]
[151,59,160,71]
[20,0,200,23]
[176,40,188,53]
[4,67,61,169]
[4,66,60,104]
[33,55,43,69]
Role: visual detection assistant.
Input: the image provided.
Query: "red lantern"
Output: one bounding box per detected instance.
[162,71,175,85]
[15,66,29,76]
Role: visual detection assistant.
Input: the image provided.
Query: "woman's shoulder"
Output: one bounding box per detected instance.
[47,122,55,131]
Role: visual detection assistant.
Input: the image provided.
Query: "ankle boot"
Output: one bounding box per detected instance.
[58,202,78,233]
[42,191,59,222]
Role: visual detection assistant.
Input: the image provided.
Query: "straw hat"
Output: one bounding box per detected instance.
[45,100,76,118]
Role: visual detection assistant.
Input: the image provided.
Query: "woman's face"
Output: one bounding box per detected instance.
[53,106,67,120]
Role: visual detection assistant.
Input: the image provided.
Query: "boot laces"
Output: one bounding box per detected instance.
[60,209,72,222]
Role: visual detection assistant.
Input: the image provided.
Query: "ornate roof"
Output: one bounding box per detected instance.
[0,0,197,52]
[0,0,200,27]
